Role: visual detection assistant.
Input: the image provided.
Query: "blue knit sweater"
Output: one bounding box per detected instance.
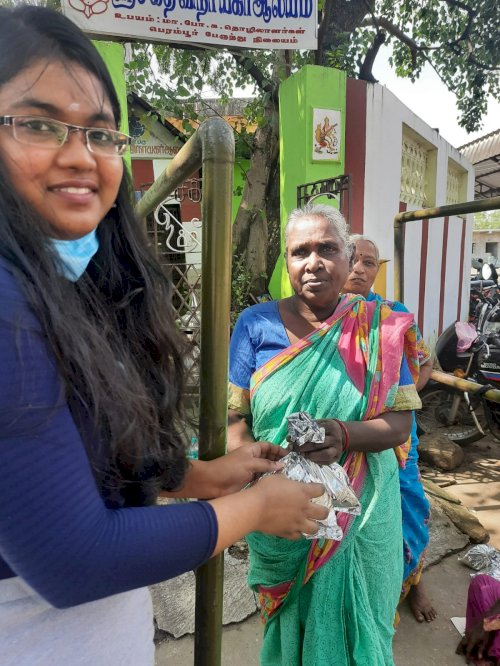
[0,259,217,608]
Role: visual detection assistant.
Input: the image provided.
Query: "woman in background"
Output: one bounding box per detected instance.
[343,234,436,624]
[457,574,500,665]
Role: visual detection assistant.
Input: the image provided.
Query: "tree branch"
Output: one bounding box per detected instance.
[442,0,474,14]
[358,30,387,82]
[361,17,421,54]
[227,51,278,102]
[439,0,477,49]
[362,3,477,55]
[465,56,500,72]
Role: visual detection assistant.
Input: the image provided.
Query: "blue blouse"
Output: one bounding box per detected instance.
[366,291,426,459]
[0,259,218,606]
[229,299,415,392]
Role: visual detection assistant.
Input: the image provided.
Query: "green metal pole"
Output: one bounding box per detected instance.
[134,117,235,666]
[194,119,234,666]
[394,216,406,304]
[135,130,202,220]
[393,195,500,303]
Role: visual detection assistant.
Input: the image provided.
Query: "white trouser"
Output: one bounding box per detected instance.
[0,577,154,665]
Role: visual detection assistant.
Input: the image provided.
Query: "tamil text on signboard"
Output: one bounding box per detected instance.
[62,0,317,50]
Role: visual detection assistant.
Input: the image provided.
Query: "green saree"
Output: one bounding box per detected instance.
[234,296,421,665]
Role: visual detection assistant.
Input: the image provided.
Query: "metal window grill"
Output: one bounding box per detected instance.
[400,134,428,208]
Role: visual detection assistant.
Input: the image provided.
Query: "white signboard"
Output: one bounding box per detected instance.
[62,0,317,50]
[129,112,181,158]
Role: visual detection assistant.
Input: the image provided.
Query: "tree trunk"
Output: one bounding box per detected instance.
[232,0,374,294]
[232,96,279,295]
[316,0,373,66]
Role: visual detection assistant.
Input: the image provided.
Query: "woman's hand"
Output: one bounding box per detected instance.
[227,409,256,452]
[205,442,287,497]
[208,476,328,553]
[456,619,491,663]
[160,442,286,500]
[245,476,328,539]
[288,419,343,465]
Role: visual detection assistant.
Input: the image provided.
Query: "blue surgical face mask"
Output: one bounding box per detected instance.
[50,229,100,282]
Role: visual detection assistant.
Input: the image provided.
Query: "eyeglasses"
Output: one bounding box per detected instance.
[0,115,131,157]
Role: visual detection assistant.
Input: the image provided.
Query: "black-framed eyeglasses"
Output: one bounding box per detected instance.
[0,115,131,157]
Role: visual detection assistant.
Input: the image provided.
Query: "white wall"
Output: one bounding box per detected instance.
[363,83,474,345]
[402,220,422,318]
[472,230,500,263]
[443,216,464,328]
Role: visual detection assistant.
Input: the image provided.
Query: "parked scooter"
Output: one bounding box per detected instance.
[417,300,500,444]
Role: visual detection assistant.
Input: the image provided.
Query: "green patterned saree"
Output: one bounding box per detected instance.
[229,295,421,665]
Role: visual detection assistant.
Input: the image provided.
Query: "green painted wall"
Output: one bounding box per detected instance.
[269,65,347,298]
[92,41,131,170]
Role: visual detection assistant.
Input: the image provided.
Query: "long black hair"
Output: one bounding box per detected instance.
[0,5,188,498]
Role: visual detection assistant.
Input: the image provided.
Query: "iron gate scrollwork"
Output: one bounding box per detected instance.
[297,174,351,226]
[144,178,202,394]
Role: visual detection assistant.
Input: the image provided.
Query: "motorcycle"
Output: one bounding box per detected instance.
[416,298,500,444]
[469,259,499,323]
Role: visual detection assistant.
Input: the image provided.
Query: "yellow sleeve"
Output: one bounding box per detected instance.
[392,384,422,412]
[228,382,250,416]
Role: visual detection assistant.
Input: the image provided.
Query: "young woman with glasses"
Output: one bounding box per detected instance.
[0,6,326,664]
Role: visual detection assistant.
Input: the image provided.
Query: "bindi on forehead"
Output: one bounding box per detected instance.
[357,251,377,260]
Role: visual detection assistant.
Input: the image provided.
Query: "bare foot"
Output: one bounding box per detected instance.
[408,581,437,623]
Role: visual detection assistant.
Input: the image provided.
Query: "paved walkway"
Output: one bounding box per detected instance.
[422,436,500,548]
[156,435,500,666]
[156,556,472,666]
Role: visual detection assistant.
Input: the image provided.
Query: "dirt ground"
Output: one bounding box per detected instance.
[156,436,500,666]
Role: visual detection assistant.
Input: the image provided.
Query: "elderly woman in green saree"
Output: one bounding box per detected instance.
[228,204,422,666]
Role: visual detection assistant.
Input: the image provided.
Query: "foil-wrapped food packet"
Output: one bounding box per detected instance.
[459,544,500,580]
[283,412,361,541]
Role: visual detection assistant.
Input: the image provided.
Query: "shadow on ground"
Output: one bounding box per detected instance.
[155,435,500,666]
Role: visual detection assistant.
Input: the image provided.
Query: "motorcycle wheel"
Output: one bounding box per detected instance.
[416,385,486,445]
[484,400,500,441]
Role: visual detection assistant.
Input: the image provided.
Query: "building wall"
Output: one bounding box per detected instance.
[361,83,474,345]
[344,79,367,235]
[472,230,500,263]
[270,65,347,298]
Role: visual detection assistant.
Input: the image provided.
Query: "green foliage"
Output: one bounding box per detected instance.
[230,257,266,328]
[474,210,500,230]
[4,0,498,136]
[0,0,61,7]
[351,0,500,132]
[126,1,498,139]
[123,0,498,289]
[327,29,374,76]
[125,44,285,162]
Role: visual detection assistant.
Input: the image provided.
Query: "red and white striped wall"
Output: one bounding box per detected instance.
[345,80,474,347]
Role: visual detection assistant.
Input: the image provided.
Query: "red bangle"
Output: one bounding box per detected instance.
[333,419,350,453]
